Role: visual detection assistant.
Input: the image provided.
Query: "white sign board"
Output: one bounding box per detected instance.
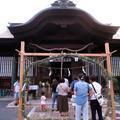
[29,85,39,90]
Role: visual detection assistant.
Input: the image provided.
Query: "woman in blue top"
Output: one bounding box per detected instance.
[74,73,93,120]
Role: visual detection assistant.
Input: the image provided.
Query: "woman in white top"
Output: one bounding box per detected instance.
[89,75,103,120]
[56,78,69,116]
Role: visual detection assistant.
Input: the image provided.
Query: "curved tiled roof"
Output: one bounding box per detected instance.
[8,0,119,42]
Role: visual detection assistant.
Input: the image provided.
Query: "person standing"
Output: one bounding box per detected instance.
[14,79,20,106]
[89,75,103,120]
[56,78,69,116]
[51,78,58,111]
[74,73,93,120]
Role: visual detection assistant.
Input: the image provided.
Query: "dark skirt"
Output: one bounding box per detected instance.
[57,95,69,112]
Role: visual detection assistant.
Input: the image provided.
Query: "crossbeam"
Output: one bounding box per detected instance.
[24,52,107,57]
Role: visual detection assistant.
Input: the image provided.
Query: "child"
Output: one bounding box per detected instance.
[71,94,76,117]
[40,92,46,112]
[71,94,76,108]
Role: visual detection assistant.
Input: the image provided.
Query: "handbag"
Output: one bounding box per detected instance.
[91,83,105,106]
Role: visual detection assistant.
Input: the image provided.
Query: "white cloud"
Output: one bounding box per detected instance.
[0,0,120,32]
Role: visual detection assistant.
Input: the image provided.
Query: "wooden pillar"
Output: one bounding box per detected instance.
[88,46,93,76]
[18,41,25,120]
[105,42,116,120]
[12,54,18,88]
[96,58,101,83]
[11,57,16,88]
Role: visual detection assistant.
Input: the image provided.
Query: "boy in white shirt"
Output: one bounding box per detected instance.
[14,80,20,105]
[71,94,76,108]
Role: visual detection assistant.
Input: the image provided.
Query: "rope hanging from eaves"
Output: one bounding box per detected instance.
[30,42,94,52]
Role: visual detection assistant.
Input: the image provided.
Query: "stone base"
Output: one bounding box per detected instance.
[27,105,76,120]
[27,101,111,120]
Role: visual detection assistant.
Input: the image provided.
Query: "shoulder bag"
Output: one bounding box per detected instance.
[91,83,105,106]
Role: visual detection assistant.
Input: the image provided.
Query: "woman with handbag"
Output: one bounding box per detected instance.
[89,75,103,120]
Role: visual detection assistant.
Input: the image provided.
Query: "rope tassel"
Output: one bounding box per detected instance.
[82,66,87,75]
[49,67,52,76]
[68,68,71,77]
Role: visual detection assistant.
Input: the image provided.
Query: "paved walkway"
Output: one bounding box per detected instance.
[30,99,114,120]
[0,96,14,101]
[24,99,110,120]
[5,96,120,120]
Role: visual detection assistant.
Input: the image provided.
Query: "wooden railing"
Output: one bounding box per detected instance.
[0,57,13,76]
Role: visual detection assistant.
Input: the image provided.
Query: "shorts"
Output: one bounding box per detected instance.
[14,92,20,100]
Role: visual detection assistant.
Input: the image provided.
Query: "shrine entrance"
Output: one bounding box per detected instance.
[18,41,116,120]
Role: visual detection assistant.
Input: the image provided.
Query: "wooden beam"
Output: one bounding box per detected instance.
[24,53,107,57]
[18,41,25,120]
[105,42,116,120]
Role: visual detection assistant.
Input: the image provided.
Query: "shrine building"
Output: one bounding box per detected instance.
[0,0,120,94]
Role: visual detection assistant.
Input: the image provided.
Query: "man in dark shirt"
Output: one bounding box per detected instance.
[51,79,58,111]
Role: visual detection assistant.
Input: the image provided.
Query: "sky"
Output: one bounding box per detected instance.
[0,0,120,32]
